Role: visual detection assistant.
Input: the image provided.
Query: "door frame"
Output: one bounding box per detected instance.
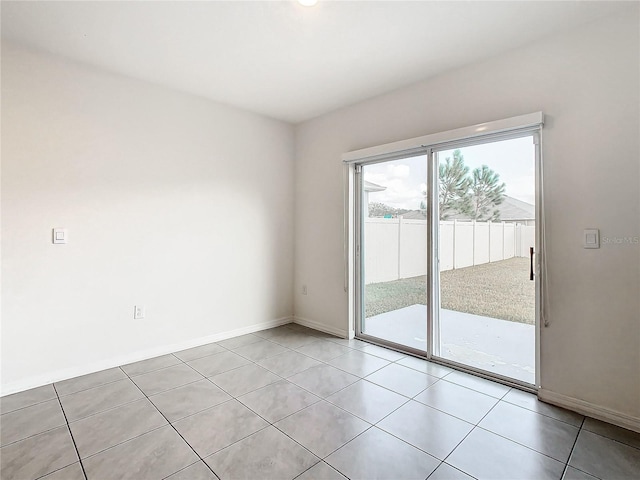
[347,113,544,390]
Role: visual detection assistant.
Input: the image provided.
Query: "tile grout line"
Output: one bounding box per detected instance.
[211,335,633,473]
[158,461,204,480]
[440,392,582,476]
[499,398,585,428]
[117,366,223,480]
[51,383,89,480]
[71,328,383,479]
[437,376,510,401]
[191,356,326,480]
[472,424,576,466]
[142,377,206,398]
[127,330,336,474]
[58,338,389,480]
[0,411,69,449]
[560,416,588,480]
[151,347,304,426]
[579,424,640,452]
[189,339,336,477]
[339,400,454,477]
[63,396,148,425]
[236,356,379,439]
[200,331,369,478]
[1,398,167,458]
[371,397,424,432]
[122,357,184,378]
[0,394,58,417]
[325,385,413,426]
[219,339,345,426]
[63,365,253,425]
[19,340,434,480]
[439,391,505,474]
[471,398,586,463]
[410,389,490,424]
[427,462,477,480]
[12,330,370,412]
[58,371,180,466]
[56,376,126,399]
[291,461,349,480]
[409,383,550,428]
[80,424,171,463]
[14,325,634,480]
[478,395,586,465]
[214,333,441,432]
[236,336,435,478]
[367,395,476,477]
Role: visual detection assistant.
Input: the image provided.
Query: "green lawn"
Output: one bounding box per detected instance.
[365,257,535,324]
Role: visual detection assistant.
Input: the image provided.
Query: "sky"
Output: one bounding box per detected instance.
[364,136,535,210]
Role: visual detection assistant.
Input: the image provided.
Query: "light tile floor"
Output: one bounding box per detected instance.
[1,323,639,480]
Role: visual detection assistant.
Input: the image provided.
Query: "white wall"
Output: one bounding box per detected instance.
[294,10,640,424]
[1,43,295,392]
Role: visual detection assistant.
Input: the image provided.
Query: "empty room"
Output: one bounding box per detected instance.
[1,1,639,479]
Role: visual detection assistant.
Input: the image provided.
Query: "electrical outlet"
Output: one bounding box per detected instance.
[134,305,145,319]
[302,285,307,295]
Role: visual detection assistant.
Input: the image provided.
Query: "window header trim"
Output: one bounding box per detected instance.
[342,112,544,164]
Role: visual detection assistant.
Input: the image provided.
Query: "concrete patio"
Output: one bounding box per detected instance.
[364,304,535,384]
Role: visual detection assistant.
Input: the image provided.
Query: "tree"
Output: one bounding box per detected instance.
[469,165,506,221]
[368,202,409,218]
[438,150,472,220]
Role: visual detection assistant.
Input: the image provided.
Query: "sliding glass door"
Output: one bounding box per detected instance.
[354,123,541,388]
[358,153,429,354]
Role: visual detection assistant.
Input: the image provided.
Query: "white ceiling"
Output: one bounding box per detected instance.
[1,1,631,123]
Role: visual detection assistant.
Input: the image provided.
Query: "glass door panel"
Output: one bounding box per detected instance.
[360,154,428,353]
[434,136,536,384]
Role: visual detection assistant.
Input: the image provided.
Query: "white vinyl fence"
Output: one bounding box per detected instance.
[364,218,535,284]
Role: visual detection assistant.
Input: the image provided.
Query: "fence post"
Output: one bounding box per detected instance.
[397,216,402,280]
[472,220,476,266]
[502,221,505,261]
[488,220,492,263]
[452,219,457,270]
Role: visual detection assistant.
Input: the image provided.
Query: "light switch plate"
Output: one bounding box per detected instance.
[583,228,599,249]
[53,228,68,244]
[134,305,145,319]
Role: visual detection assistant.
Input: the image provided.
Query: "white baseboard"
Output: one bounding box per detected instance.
[1,316,293,397]
[293,316,348,339]
[539,388,640,433]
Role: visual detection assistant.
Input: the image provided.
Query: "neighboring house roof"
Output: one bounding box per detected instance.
[364,180,386,192]
[496,195,535,221]
[447,195,535,221]
[400,210,427,220]
[400,196,535,221]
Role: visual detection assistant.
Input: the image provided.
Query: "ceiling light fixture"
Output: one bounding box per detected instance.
[298,0,318,6]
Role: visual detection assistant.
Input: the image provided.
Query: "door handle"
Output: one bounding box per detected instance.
[529,247,534,281]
